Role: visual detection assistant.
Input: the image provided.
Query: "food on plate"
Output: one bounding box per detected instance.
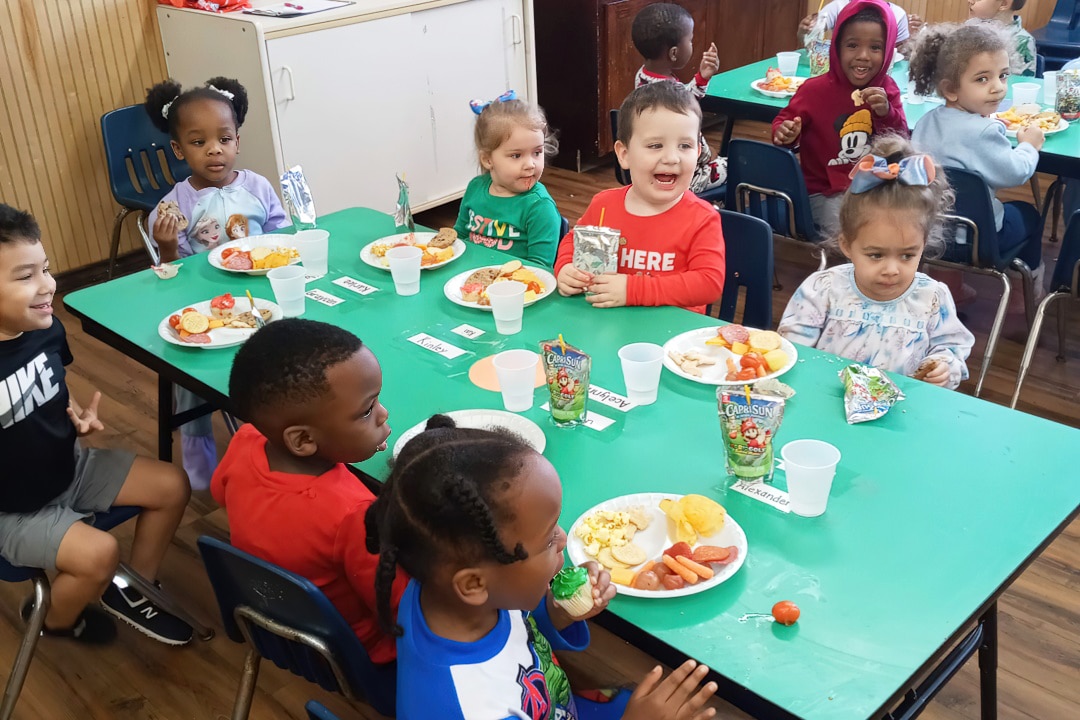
[551,566,595,617]
[370,233,456,267]
[662,554,699,584]
[167,303,273,344]
[210,293,236,320]
[574,506,649,558]
[610,542,648,566]
[718,390,786,480]
[156,200,188,230]
[759,67,805,93]
[659,495,725,545]
[540,335,591,426]
[460,268,501,302]
[771,600,801,626]
[662,541,693,559]
[612,541,739,590]
[597,547,628,570]
[706,326,790,377]
[179,311,209,334]
[675,554,714,580]
[220,245,298,271]
[912,358,939,381]
[851,89,864,106]
[667,350,717,377]
[460,260,546,305]
[428,227,458,249]
[839,363,904,424]
[994,106,1063,132]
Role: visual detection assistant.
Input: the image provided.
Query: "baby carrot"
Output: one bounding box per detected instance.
[662,554,699,584]
[675,554,714,580]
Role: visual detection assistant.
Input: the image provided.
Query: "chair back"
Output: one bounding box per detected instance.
[715,210,774,327]
[560,215,570,238]
[101,105,191,211]
[725,140,821,243]
[1036,53,1046,78]
[940,167,1007,270]
[304,700,340,720]
[609,109,632,186]
[1046,0,1080,28]
[1053,209,1080,296]
[196,536,396,716]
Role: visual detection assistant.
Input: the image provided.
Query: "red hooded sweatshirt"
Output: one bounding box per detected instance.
[772,0,908,197]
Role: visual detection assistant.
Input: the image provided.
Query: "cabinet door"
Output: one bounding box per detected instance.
[761,0,802,57]
[712,0,764,71]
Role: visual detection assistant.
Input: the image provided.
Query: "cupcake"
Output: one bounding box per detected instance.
[551,567,594,618]
[210,293,236,320]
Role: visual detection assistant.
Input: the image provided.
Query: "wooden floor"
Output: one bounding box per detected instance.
[4,119,1078,719]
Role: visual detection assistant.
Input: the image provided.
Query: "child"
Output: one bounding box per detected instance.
[145,77,289,490]
[631,2,727,192]
[797,1,916,48]
[554,82,726,314]
[773,0,909,236]
[778,136,976,389]
[453,95,562,267]
[367,414,720,719]
[211,319,406,666]
[967,0,1036,77]
[909,22,1045,291]
[0,204,192,645]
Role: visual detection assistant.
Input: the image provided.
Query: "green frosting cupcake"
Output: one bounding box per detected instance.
[551,567,594,617]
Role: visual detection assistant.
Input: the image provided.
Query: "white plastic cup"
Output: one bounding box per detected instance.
[1042,71,1058,105]
[293,229,329,278]
[486,280,527,335]
[906,78,924,105]
[387,245,422,296]
[1012,82,1040,106]
[781,439,841,518]
[267,265,307,317]
[492,349,539,412]
[776,51,800,77]
[618,342,664,405]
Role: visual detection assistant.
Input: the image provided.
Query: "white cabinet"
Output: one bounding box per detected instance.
[157,0,535,214]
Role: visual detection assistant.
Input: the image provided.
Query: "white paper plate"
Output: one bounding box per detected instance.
[207,236,301,276]
[391,409,547,458]
[750,77,803,98]
[443,265,557,310]
[158,296,282,349]
[359,232,467,271]
[662,326,798,385]
[566,492,748,599]
[992,106,1069,137]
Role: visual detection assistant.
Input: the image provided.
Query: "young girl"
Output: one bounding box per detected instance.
[773,0,908,236]
[778,135,976,389]
[453,95,563,267]
[144,77,288,490]
[909,22,1045,292]
[367,415,719,720]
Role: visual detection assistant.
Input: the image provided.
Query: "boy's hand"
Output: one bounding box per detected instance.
[1017,125,1046,150]
[546,561,617,629]
[68,392,105,437]
[908,14,924,35]
[773,117,802,145]
[798,13,818,42]
[586,273,627,308]
[699,43,720,81]
[861,87,890,116]
[153,213,181,263]
[557,265,594,296]
[623,660,718,720]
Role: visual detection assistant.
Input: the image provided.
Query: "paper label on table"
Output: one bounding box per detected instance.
[540,403,615,431]
[305,288,345,306]
[588,385,635,412]
[451,324,486,340]
[730,478,791,513]
[407,333,467,360]
[304,273,327,283]
[333,276,379,296]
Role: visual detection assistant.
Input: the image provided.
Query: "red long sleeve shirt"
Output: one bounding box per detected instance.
[554,187,725,314]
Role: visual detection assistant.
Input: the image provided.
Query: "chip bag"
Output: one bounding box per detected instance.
[540,335,590,427]
[839,364,905,424]
[718,388,785,481]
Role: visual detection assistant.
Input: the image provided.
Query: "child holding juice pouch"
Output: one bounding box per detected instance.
[453,93,562,267]
[778,135,975,390]
[554,82,726,314]
[773,0,908,237]
[366,414,720,720]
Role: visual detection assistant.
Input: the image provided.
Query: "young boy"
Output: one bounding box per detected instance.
[631,2,726,192]
[0,204,192,645]
[798,0,918,48]
[211,319,407,665]
[773,0,908,236]
[968,0,1036,77]
[554,81,726,314]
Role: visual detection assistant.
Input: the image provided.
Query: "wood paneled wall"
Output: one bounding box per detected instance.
[802,0,1056,28]
[0,0,167,274]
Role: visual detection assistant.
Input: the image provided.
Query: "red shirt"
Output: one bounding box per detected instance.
[211,424,406,665]
[554,187,725,314]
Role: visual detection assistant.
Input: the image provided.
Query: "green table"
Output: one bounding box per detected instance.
[64,208,1080,720]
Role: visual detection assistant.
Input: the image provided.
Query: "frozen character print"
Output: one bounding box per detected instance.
[828,109,873,166]
[226,213,249,240]
[189,214,224,250]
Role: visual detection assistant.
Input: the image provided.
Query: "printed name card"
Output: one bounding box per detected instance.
[407,333,467,360]
[539,403,615,431]
[332,276,379,296]
[304,288,345,306]
[588,385,635,413]
[304,272,326,282]
[451,324,486,339]
[730,478,791,513]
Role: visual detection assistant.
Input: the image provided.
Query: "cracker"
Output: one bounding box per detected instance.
[611,542,647,566]
[597,547,629,570]
[851,89,864,106]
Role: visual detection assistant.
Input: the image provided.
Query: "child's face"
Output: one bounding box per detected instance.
[615,107,699,213]
[307,347,391,463]
[170,98,239,189]
[481,125,546,198]
[0,240,55,339]
[671,22,694,70]
[841,210,925,302]
[838,20,886,88]
[969,0,1008,20]
[944,50,1010,116]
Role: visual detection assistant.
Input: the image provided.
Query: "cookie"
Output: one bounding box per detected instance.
[913,358,939,381]
[157,200,188,230]
[851,89,864,106]
[428,227,458,249]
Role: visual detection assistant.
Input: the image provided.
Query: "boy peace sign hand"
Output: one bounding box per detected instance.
[624,660,718,720]
[68,391,105,437]
[860,87,890,117]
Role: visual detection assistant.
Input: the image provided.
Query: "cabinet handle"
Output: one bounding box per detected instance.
[510,14,522,45]
[281,65,296,102]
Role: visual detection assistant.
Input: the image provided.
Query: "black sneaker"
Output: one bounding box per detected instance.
[100,582,193,646]
[20,595,117,645]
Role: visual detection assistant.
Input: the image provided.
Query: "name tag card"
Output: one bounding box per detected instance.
[730,478,791,513]
[588,385,635,413]
[407,333,467,360]
[540,403,615,431]
[304,272,326,282]
[332,276,379,296]
[305,288,345,306]
[451,324,486,340]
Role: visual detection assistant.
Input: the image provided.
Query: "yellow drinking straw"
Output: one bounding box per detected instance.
[557,333,567,355]
[816,0,825,13]
[598,208,606,226]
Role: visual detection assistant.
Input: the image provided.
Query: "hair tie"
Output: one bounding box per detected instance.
[469,89,516,115]
[848,154,936,194]
[208,84,235,101]
[160,100,174,119]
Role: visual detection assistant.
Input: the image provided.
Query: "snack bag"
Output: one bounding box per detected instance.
[805,14,830,77]
[718,388,785,481]
[573,225,620,276]
[393,173,415,233]
[1057,70,1080,120]
[540,335,591,427]
[838,364,904,424]
[280,165,317,231]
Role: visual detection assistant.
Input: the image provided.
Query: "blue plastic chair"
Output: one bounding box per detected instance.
[1011,208,1080,407]
[709,210,774,328]
[1030,0,1080,70]
[304,700,339,720]
[725,139,822,244]
[100,104,191,277]
[301,687,632,719]
[197,536,396,719]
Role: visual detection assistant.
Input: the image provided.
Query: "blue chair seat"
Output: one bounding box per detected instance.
[709,210,774,328]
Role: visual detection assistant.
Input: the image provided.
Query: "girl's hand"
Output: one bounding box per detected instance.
[861,87,890,116]
[623,660,718,720]
[922,361,951,387]
[586,273,627,308]
[773,117,802,145]
[699,43,720,81]
[67,392,105,437]
[557,265,594,296]
[1017,125,1046,150]
[153,213,181,262]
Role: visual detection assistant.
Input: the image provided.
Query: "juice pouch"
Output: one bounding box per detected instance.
[573,225,620,276]
[540,336,591,427]
[717,388,785,481]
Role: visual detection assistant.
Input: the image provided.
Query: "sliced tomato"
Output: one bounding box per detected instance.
[736,368,757,381]
[527,281,542,294]
[663,542,693,559]
[632,570,660,591]
[660,573,686,591]
[714,546,740,565]
[691,545,730,564]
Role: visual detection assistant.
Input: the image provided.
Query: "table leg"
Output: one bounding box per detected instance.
[979,602,998,720]
[158,375,173,463]
[720,114,736,155]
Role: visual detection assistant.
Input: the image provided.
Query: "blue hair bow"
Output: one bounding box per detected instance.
[469,89,517,115]
[848,154,936,194]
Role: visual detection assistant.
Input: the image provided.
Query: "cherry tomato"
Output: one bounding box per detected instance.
[736,368,757,381]
[220,247,237,261]
[182,307,197,315]
[772,600,800,626]
[663,542,693,559]
[741,352,764,370]
[632,570,660,591]
[652,562,672,580]
[168,314,181,328]
[660,573,686,591]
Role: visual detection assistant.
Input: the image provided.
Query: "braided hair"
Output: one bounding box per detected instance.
[144,76,250,140]
[364,414,534,637]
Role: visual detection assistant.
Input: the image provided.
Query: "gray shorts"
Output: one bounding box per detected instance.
[0,443,134,572]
